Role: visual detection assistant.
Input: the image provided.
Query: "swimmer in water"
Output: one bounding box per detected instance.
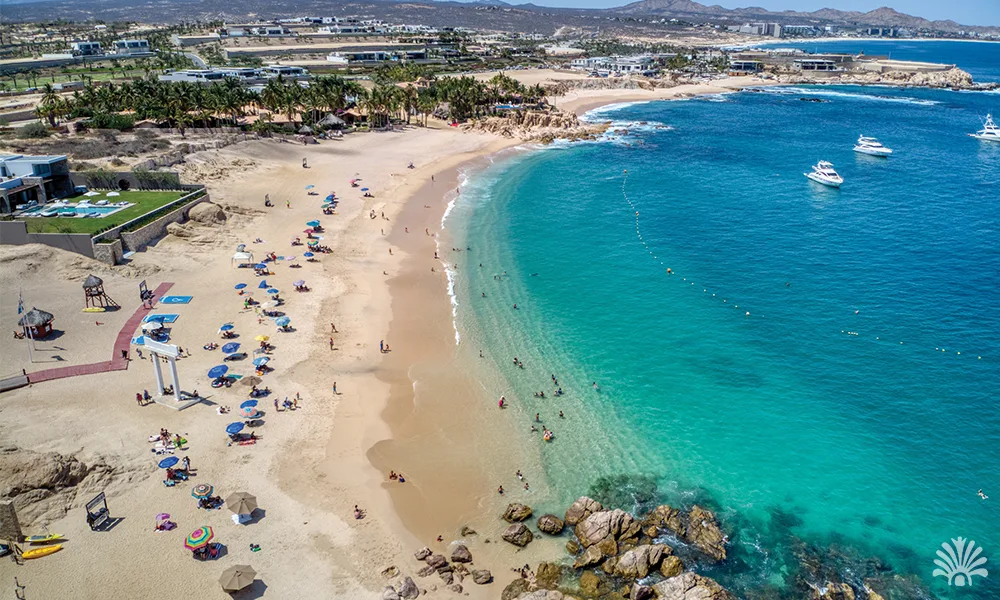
[979,489,989,500]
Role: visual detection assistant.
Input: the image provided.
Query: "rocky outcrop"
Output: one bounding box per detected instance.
[650,572,733,600]
[536,562,566,589]
[503,523,534,547]
[425,554,448,569]
[504,502,534,523]
[573,545,605,569]
[451,544,472,563]
[646,504,726,562]
[565,497,603,526]
[778,66,993,90]
[809,582,856,600]
[503,578,531,600]
[516,591,581,600]
[462,110,608,142]
[382,586,400,600]
[631,584,655,600]
[187,201,226,225]
[614,544,671,579]
[579,570,602,596]
[472,569,493,584]
[538,514,566,535]
[575,509,637,547]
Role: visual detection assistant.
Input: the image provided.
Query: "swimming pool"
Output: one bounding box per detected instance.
[20,203,133,218]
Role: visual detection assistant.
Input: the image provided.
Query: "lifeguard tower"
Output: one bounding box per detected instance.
[83,274,119,309]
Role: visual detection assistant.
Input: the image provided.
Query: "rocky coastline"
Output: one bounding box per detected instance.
[780,66,998,91]
[461,109,609,143]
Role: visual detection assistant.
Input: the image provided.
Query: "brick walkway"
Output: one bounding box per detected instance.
[27,282,174,384]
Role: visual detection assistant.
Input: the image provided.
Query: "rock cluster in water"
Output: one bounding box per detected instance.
[389,544,492,598]
[782,66,996,90]
[498,496,901,600]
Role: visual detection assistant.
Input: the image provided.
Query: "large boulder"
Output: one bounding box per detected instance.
[686,506,727,562]
[660,556,684,578]
[643,505,684,533]
[187,201,227,225]
[397,576,419,600]
[502,579,531,600]
[565,496,603,526]
[574,509,635,547]
[650,572,732,600]
[538,514,565,535]
[425,554,448,569]
[413,547,432,561]
[382,587,400,600]
[536,562,565,589]
[614,545,671,579]
[504,503,534,522]
[516,591,580,600]
[502,523,534,547]
[579,570,602,596]
[631,585,655,600]
[451,544,473,563]
[472,569,493,584]
[573,545,605,569]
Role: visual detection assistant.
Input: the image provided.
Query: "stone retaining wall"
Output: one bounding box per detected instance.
[92,239,123,265]
[119,193,210,253]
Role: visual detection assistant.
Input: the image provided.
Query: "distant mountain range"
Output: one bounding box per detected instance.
[614,0,988,32]
[0,0,995,34]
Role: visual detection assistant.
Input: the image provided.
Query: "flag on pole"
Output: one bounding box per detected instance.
[18,290,24,315]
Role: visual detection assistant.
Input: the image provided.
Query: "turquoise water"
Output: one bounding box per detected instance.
[753,39,1000,83]
[446,67,1000,598]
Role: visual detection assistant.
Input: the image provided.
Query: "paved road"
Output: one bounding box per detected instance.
[182,52,207,69]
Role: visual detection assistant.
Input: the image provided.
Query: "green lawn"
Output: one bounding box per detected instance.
[23,190,187,234]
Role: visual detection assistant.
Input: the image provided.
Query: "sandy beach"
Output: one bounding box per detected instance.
[0,72,768,599]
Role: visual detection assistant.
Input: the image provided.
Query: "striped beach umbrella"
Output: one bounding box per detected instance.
[191,483,214,499]
[239,406,259,419]
[184,526,214,550]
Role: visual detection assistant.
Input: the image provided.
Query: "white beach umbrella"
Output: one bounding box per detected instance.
[83,191,100,197]
[142,321,164,332]
[106,192,120,197]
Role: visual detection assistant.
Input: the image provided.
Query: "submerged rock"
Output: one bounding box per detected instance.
[565,496,603,526]
[538,514,566,535]
[579,570,602,596]
[810,582,856,600]
[503,523,534,547]
[660,555,684,578]
[504,502,534,523]
[687,506,727,562]
[502,578,531,600]
[536,562,566,589]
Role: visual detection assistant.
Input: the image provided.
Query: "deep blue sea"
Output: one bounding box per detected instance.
[445,42,1000,599]
[754,39,1000,83]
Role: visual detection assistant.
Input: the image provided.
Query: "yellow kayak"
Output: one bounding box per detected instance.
[82,307,106,313]
[26,533,63,544]
[22,544,62,559]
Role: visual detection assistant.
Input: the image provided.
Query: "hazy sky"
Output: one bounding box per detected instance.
[507,0,1000,27]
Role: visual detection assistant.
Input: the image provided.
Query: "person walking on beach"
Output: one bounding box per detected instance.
[380,340,384,353]
[333,382,338,394]
[274,398,280,412]
[286,200,291,209]
[136,393,143,407]
[329,337,334,350]
[497,485,504,495]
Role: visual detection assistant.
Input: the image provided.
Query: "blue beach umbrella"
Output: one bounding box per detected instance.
[226,422,245,435]
[234,283,247,290]
[208,365,229,379]
[252,357,269,367]
[222,342,240,354]
[158,456,179,469]
[306,220,320,227]
[305,184,315,190]
[258,280,269,289]
[361,187,369,191]
[220,323,234,332]
[266,288,279,295]
[255,263,267,269]
[303,252,314,258]
[325,194,334,202]
[240,400,258,409]
[275,316,291,327]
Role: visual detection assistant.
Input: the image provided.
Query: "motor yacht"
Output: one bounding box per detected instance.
[805,161,844,188]
[969,114,1000,142]
[853,135,893,156]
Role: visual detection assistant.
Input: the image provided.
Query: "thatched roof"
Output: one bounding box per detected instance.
[18,307,54,327]
[298,125,313,134]
[317,114,346,127]
[83,274,103,289]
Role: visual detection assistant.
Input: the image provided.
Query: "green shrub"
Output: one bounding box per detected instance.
[87,113,135,131]
[18,122,49,138]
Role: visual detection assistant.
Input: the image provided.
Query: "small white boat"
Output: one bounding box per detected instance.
[854,135,893,156]
[805,161,844,188]
[969,114,1000,142]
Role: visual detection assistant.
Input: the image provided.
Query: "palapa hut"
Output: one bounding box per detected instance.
[297,125,313,135]
[18,307,55,338]
[316,113,346,129]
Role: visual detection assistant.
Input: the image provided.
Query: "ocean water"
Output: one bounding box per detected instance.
[444,57,1000,599]
[754,39,1000,83]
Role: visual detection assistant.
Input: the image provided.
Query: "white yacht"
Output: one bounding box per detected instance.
[969,114,1000,142]
[805,161,844,188]
[854,135,893,156]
